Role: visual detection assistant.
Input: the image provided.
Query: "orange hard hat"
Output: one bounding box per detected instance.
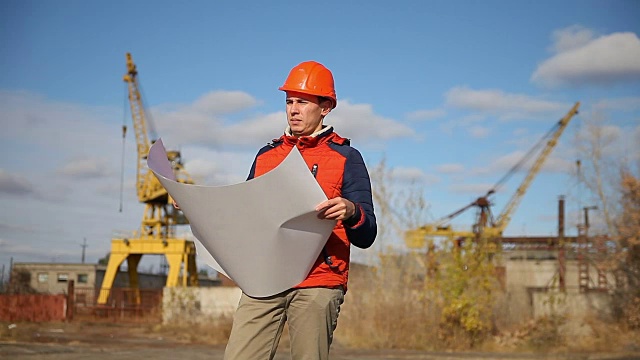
[279,61,337,108]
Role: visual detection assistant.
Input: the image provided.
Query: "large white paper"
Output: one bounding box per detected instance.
[147,139,336,297]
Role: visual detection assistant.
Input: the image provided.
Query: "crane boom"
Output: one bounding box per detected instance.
[493,102,580,234]
[405,102,580,248]
[123,52,169,204]
[98,53,198,305]
[123,53,150,202]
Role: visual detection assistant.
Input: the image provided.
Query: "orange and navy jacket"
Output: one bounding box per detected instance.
[248,126,377,291]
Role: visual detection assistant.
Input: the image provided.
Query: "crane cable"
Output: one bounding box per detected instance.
[490,120,560,196]
[119,82,128,213]
[433,118,561,225]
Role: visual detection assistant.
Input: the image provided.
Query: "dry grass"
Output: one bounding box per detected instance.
[333,256,640,354]
[150,317,234,345]
[2,295,639,354]
[335,259,442,350]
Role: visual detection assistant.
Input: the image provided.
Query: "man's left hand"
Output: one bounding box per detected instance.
[315,197,355,221]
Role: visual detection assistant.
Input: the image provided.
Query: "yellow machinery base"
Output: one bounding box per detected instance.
[97,237,198,305]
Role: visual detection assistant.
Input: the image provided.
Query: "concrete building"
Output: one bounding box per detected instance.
[12,263,105,295]
[11,262,221,295]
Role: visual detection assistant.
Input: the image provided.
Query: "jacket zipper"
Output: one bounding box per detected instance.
[311,163,338,269]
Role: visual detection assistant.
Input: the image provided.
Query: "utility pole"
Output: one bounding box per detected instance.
[9,257,13,293]
[81,238,88,264]
[584,206,598,236]
[558,196,566,292]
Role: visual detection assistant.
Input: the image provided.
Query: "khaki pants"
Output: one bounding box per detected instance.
[224,287,344,360]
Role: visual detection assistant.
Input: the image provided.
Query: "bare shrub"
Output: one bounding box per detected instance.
[7,270,37,294]
[612,172,640,329]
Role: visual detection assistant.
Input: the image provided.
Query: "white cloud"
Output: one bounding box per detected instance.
[183,148,254,186]
[436,163,464,174]
[58,157,114,178]
[632,126,640,161]
[0,237,80,262]
[532,30,640,87]
[448,183,494,195]
[541,156,574,173]
[150,90,260,147]
[330,100,416,142]
[152,94,415,150]
[0,169,34,196]
[475,150,527,176]
[405,108,446,121]
[468,125,490,139]
[392,167,440,184]
[576,119,638,164]
[0,90,143,267]
[591,96,640,112]
[192,90,259,114]
[222,112,289,147]
[471,147,573,179]
[549,25,596,53]
[513,128,530,137]
[0,90,121,155]
[445,86,571,120]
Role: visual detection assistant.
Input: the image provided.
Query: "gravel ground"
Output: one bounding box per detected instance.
[2,342,640,360]
[1,322,638,360]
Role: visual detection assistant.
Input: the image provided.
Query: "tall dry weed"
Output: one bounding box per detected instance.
[336,241,500,350]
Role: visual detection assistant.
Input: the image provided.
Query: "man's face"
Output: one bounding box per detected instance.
[285,91,332,137]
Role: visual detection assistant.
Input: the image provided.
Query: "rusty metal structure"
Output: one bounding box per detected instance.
[501,196,610,292]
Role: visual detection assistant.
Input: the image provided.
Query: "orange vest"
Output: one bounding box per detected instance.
[251,130,352,290]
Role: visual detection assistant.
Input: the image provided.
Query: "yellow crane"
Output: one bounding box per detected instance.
[98,53,199,305]
[405,102,580,249]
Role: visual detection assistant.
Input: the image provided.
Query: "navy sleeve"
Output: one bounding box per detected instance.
[341,147,377,249]
[247,156,257,181]
[247,144,276,181]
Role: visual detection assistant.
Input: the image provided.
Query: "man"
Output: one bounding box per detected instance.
[224,61,377,360]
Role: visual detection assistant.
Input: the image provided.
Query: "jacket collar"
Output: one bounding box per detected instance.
[280,125,335,147]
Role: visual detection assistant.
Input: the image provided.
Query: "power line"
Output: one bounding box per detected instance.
[81,238,88,264]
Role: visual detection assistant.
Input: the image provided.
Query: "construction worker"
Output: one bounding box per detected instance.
[224,61,377,360]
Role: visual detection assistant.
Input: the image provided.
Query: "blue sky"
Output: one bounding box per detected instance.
[1,1,639,273]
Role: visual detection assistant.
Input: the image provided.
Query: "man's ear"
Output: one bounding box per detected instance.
[320,99,332,116]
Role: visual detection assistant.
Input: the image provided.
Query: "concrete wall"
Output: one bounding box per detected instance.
[163,286,241,324]
[160,257,614,326]
[504,254,612,292]
[499,257,612,325]
[532,290,612,320]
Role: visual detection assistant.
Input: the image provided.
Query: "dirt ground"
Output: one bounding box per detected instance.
[1,321,639,360]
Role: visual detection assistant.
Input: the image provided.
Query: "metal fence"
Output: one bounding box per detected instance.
[0,293,67,322]
[74,287,163,323]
